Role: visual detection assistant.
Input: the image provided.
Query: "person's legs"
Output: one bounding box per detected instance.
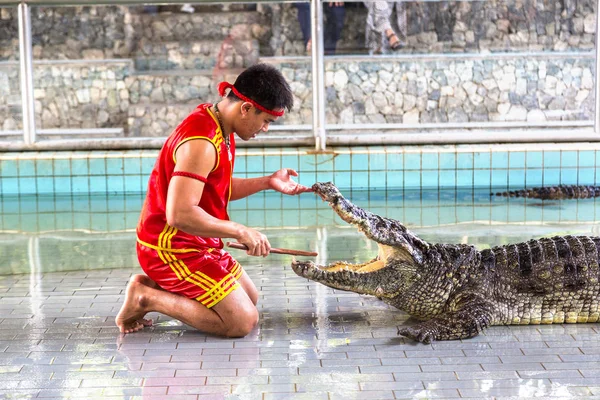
[130,273,162,290]
[126,274,161,326]
[371,1,393,34]
[211,282,259,337]
[295,2,312,52]
[394,1,407,45]
[324,4,346,54]
[365,1,393,54]
[116,275,258,337]
[376,1,402,50]
[295,3,311,46]
[118,247,259,337]
[236,271,259,306]
[115,274,161,332]
[385,28,402,50]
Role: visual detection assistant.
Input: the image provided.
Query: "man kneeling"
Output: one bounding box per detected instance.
[116,64,311,337]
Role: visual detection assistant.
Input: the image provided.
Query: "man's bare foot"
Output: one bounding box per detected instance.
[116,280,150,334]
[129,274,162,290]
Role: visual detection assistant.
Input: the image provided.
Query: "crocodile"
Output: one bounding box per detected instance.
[291,182,600,343]
[492,185,600,200]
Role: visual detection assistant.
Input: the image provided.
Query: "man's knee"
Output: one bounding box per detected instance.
[129,274,146,285]
[225,307,259,338]
[238,275,259,306]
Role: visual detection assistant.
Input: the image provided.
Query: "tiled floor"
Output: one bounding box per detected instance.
[1,262,599,400]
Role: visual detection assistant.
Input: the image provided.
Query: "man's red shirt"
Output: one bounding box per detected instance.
[136,103,236,252]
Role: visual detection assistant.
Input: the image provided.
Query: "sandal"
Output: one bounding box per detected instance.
[386,31,402,51]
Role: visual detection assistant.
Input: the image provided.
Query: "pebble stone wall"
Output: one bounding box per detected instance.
[0,1,596,136]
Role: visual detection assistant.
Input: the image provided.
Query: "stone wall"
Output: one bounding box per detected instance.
[0,6,130,60]
[0,8,17,61]
[0,1,597,60]
[1,57,595,135]
[0,64,20,131]
[0,62,131,131]
[0,6,269,61]
[0,0,596,136]
[321,58,595,125]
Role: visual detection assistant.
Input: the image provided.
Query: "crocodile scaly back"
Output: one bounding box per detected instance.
[493,185,600,200]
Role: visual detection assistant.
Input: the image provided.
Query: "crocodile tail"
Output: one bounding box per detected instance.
[581,185,600,198]
[542,185,600,200]
[491,235,600,295]
[493,189,534,198]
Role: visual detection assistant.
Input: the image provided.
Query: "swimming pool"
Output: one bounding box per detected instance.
[1,169,599,399]
[2,188,598,275]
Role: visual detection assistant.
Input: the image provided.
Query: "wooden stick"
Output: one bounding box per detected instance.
[226,242,318,257]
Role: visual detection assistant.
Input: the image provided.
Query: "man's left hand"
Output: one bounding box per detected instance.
[269,169,313,195]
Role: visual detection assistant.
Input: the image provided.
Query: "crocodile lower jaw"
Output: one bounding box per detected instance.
[294,242,396,274]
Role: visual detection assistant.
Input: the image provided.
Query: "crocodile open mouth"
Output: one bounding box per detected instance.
[319,258,385,273]
[311,241,396,274]
[290,182,425,295]
[290,241,403,297]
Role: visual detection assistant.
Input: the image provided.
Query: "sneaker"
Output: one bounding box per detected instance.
[180,4,194,13]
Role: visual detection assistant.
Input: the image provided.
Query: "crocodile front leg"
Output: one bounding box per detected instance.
[398,295,495,343]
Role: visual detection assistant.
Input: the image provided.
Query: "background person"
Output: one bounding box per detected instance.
[365,1,407,53]
[295,2,346,55]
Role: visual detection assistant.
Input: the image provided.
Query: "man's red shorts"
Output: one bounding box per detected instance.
[136,241,243,308]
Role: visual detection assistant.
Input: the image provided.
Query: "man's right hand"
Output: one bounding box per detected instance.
[237,227,271,257]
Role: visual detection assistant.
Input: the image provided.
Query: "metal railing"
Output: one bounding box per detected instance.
[1,0,599,151]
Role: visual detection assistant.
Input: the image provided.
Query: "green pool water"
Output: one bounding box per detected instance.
[1,189,599,275]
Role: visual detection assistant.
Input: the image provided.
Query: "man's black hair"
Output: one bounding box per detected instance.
[228,63,294,113]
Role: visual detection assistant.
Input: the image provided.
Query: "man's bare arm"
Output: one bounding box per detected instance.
[230,169,312,201]
[229,176,270,201]
[166,139,270,256]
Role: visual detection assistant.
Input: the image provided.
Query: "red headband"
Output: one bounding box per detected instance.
[217,82,284,117]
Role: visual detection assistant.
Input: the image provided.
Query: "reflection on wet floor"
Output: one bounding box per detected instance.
[0,189,599,398]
